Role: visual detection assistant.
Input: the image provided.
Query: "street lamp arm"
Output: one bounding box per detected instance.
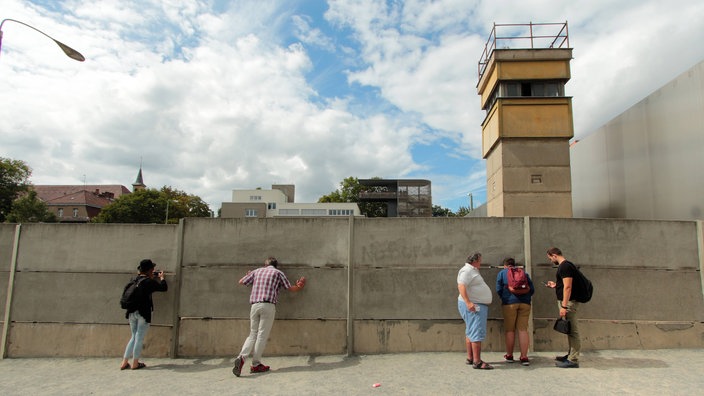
[0,18,85,61]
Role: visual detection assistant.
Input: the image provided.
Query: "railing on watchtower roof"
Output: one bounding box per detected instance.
[477,21,569,81]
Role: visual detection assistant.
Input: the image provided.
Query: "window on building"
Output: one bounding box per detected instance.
[73,208,79,217]
[279,209,300,215]
[249,195,262,201]
[301,209,327,216]
[245,209,258,217]
[329,209,353,216]
[58,208,63,217]
[268,202,277,210]
[485,80,566,112]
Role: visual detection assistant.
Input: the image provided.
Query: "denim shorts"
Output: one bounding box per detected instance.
[458,300,489,342]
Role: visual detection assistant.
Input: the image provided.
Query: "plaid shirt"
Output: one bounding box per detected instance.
[240,266,292,304]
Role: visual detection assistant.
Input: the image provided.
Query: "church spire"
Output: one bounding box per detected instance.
[132,161,146,191]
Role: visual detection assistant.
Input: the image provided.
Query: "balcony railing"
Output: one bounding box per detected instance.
[359,191,398,200]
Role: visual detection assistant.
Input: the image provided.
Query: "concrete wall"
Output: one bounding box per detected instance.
[571,59,704,221]
[1,217,702,358]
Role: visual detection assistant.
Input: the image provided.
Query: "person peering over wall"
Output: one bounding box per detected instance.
[232,257,307,377]
[119,259,168,370]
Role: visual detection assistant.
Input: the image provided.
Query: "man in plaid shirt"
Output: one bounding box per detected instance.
[233,257,306,376]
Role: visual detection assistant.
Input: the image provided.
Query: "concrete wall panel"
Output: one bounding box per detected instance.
[15,224,178,272]
[181,218,349,267]
[0,224,16,272]
[529,218,698,269]
[11,272,174,325]
[352,218,525,267]
[354,319,502,354]
[178,265,346,319]
[8,323,171,357]
[177,318,346,357]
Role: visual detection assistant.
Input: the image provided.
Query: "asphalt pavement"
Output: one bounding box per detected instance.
[0,349,702,395]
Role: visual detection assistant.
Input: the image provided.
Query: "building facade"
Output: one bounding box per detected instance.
[358,179,432,217]
[220,184,361,218]
[33,185,131,223]
[571,59,704,221]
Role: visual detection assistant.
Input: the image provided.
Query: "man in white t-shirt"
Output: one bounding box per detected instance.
[457,252,493,370]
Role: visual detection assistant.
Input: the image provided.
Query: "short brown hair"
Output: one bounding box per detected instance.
[546,247,562,256]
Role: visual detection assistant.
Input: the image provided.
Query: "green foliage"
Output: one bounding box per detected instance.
[93,186,211,224]
[160,186,212,222]
[0,157,32,223]
[432,205,454,217]
[318,176,387,217]
[431,205,473,217]
[6,190,57,223]
[455,206,472,217]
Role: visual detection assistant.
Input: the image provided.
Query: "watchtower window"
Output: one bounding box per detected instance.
[501,81,564,98]
[486,80,565,111]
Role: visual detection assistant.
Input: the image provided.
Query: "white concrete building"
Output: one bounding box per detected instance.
[221,184,362,218]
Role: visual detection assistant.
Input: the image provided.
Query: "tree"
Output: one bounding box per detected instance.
[0,157,32,223]
[160,186,211,223]
[319,176,387,217]
[432,205,454,217]
[6,190,57,223]
[455,206,472,217]
[93,186,211,224]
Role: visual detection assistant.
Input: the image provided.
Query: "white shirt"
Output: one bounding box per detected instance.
[457,263,493,304]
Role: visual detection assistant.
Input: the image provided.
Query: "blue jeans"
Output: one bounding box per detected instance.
[123,311,150,360]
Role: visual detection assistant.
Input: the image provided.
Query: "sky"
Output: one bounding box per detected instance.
[2,0,703,213]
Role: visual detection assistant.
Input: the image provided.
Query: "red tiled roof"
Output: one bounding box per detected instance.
[33,185,131,202]
[44,190,114,208]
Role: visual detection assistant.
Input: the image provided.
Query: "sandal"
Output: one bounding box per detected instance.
[473,360,494,370]
[465,358,473,365]
[120,363,130,370]
[131,362,147,370]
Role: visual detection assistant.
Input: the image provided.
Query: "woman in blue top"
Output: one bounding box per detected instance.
[496,257,534,366]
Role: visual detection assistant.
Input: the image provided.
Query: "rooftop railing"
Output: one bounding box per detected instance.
[478,21,569,81]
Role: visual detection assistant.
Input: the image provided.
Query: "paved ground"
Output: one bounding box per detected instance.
[0,349,702,395]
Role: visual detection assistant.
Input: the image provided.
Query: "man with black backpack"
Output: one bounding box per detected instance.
[119,259,168,370]
[545,247,589,368]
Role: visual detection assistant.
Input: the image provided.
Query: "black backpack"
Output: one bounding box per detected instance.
[571,265,594,303]
[120,276,147,310]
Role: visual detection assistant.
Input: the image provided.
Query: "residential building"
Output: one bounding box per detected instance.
[33,185,130,223]
[358,179,432,217]
[33,167,143,222]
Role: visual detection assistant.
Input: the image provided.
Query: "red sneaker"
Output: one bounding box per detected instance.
[250,363,270,373]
